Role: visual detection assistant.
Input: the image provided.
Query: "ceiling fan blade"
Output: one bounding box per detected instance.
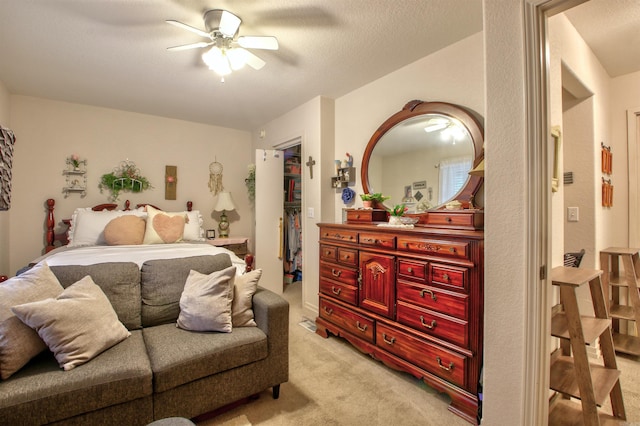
[243,49,266,70]
[238,36,279,50]
[166,20,211,39]
[167,41,213,51]
[219,10,241,38]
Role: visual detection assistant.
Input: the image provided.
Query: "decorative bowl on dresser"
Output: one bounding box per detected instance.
[317,100,485,424]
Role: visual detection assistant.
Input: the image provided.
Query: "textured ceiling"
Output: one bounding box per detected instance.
[0,0,483,131]
[1,1,635,132]
[565,0,640,78]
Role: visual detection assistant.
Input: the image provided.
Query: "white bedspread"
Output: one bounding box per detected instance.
[35,243,247,274]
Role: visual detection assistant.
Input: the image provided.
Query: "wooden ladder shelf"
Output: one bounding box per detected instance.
[549,266,626,426]
[600,247,640,356]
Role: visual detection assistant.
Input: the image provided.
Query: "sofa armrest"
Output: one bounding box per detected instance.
[252,287,289,385]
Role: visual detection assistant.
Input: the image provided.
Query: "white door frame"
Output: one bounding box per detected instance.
[627,107,640,247]
[523,0,589,424]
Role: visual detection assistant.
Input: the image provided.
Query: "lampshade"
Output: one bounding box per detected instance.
[468,159,485,177]
[214,192,236,212]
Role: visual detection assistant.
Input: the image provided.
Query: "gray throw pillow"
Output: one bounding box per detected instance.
[0,263,64,379]
[232,269,262,327]
[177,266,236,332]
[12,276,131,371]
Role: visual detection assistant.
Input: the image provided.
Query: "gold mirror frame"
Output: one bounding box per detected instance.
[360,100,485,210]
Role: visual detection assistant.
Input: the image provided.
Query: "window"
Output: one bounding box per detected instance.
[438,156,472,204]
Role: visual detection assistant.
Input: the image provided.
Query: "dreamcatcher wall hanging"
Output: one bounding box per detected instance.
[208,160,224,195]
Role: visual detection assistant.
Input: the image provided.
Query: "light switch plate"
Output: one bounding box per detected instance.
[567,207,579,222]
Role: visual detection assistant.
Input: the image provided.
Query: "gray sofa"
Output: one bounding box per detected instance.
[0,254,289,425]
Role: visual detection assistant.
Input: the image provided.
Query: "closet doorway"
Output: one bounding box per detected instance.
[282,144,303,293]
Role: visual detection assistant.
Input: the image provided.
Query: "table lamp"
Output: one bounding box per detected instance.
[214,192,236,238]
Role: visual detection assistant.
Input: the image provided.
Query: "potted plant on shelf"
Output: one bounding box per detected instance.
[360,193,389,208]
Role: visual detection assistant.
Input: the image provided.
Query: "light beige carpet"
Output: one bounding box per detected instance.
[198,281,640,425]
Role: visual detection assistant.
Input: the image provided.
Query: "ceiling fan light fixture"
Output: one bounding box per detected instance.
[202,47,231,76]
[226,48,249,70]
[218,10,242,38]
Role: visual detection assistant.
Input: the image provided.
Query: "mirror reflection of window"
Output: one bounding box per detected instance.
[438,157,473,204]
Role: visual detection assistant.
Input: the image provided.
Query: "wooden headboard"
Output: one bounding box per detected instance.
[45,198,192,253]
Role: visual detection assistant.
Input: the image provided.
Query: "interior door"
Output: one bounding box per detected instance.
[255,149,284,295]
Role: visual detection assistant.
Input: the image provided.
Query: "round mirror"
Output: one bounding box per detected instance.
[361,100,484,212]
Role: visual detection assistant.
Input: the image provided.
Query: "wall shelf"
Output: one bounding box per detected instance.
[331,167,355,188]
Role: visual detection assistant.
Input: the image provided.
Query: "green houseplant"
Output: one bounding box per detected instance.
[360,193,390,208]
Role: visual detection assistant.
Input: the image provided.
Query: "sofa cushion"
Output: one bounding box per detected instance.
[140,254,232,327]
[0,262,64,379]
[50,262,141,330]
[177,266,236,333]
[143,323,268,393]
[232,268,263,327]
[12,276,131,371]
[0,330,152,425]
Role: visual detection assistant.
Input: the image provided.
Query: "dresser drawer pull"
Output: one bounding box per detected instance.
[436,357,454,372]
[325,251,332,256]
[446,217,452,222]
[323,307,334,315]
[332,233,354,240]
[342,254,351,260]
[331,269,342,277]
[407,267,413,273]
[420,316,437,329]
[449,247,456,253]
[442,273,450,281]
[356,321,368,332]
[382,333,396,345]
[420,288,437,301]
[355,214,361,219]
[331,286,342,295]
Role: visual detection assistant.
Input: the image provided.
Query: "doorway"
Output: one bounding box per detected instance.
[282,144,303,293]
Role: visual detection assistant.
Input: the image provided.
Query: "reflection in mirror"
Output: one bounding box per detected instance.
[368,114,475,211]
[361,100,484,213]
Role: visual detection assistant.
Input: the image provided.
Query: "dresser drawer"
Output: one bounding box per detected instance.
[397,259,428,283]
[397,280,469,320]
[396,237,469,259]
[338,247,358,266]
[425,210,484,230]
[319,297,374,343]
[320,244,337,262]
[346,209,387,223]
[376,322,467,388]
[319,278,358,305]
[430,264,469,292]
[396,301,469,348]
[359,232,396,249]
[320,228,358,243]
[320,260,357,285]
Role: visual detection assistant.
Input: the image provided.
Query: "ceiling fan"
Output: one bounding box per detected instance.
[166,9,279,80]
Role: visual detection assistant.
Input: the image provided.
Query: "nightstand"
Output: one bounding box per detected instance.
[207,237,249,259]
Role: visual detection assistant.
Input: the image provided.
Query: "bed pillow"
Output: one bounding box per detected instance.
[183,210,205,242]
[232,269,263,327]
[68,208,146,247]
[176,266,236,332]
[104,215,146,245]
[0,263,64,379]
[11,275,131,371]
[143,205,187,244]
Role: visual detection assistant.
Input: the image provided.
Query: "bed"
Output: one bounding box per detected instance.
[37,198,253,273]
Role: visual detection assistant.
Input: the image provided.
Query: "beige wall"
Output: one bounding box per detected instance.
[8,96,253,275]
[0,79,10,276]
[334,32,485,219]
[549,13,614,270]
